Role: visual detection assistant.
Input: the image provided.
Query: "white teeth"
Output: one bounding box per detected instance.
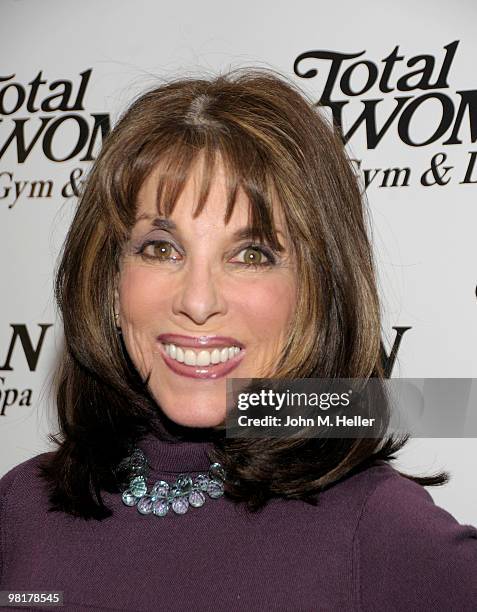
[197,350,211,366]
[184,349,196,366]
[163,343,242,366]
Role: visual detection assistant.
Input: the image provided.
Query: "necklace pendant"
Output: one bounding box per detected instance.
[152,498,170,517]
[119,446,226,518]
[130,476,147,497]
[189,490,206,507]
[137,495,155,515]
[171,496,189,515]
[207,479,224,499]
[151,480,169,497]
[121,490,137,506]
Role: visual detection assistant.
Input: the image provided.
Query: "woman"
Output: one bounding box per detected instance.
[0,68,475,611]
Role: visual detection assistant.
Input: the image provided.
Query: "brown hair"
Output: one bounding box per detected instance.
[40,67,446,518]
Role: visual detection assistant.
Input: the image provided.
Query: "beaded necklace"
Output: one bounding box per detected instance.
[117,446,225,517]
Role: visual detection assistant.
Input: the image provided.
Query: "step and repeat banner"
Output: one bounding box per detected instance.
[1,0,476,523]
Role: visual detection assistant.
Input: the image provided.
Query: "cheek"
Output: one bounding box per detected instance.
[234,275,296,339]
[118,266,168,325]
[117,266,169,375]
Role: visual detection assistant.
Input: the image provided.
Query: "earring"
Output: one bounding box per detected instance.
[114,311,121,331]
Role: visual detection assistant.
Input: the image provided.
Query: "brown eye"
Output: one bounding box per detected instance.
[232,245,275,267]
[152,241,172,259]
[243,247,263,265]
[140,240,181,261]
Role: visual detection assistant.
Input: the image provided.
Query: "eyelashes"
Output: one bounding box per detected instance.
[135,240,182,263]
[133,239,278,268]
[235,244,277,267]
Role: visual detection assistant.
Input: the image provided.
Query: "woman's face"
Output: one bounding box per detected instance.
[117,157,297,428]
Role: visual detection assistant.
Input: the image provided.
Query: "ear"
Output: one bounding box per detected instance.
[114,288,121,329]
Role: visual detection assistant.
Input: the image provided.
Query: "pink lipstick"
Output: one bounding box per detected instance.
[156,334,245,379]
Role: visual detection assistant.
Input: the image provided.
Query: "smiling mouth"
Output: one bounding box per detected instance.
[157,342,245,379]
[162,342,242,366]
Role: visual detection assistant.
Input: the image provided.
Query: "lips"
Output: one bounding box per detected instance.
[157,333,244,349]
[156,333,245,379]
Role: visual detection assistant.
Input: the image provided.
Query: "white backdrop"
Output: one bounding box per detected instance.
[1,0,476,524]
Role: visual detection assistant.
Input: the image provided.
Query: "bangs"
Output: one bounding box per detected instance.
[149,133,286,252]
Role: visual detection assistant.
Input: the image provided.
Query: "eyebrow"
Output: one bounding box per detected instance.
[135,214,285,242]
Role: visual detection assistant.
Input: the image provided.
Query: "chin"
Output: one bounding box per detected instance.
[165,413,225,429]
[160,404,226,429]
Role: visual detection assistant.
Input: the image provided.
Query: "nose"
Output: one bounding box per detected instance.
[172,259,227,326]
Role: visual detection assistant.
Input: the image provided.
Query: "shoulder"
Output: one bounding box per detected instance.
[0,451,54,496]
[0,452,55,584]
[355,462,477,545]
[0,451,53,500]
[352,462,477,611]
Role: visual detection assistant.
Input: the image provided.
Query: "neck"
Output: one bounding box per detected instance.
[149,405,225,444]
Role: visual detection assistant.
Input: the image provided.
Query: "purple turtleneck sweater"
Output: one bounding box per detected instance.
[0,433,476,611]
